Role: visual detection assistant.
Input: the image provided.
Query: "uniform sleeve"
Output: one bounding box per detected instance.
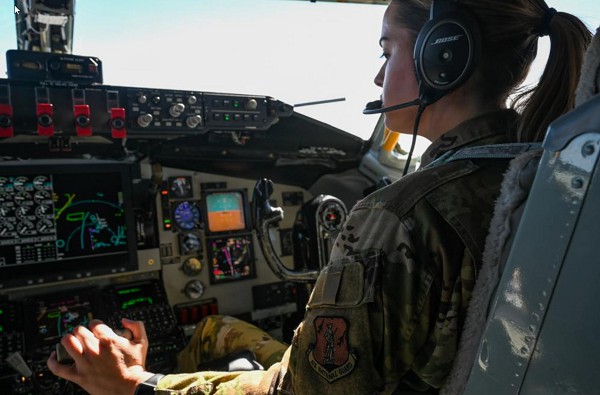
[278,201,474,392]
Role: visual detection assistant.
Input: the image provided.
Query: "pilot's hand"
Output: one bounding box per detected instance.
[47,318,154,395]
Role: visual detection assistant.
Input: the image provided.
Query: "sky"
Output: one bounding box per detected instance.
[1,0,599,143]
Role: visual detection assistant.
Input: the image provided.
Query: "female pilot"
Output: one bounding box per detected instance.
[47,0,591,394]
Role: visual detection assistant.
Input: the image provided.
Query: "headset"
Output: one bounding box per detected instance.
[363,0,481,114]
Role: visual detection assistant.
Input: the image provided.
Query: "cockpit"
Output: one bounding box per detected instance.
[1,1,599,394]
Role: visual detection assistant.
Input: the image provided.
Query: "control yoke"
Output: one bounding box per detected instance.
[252,178,320,282]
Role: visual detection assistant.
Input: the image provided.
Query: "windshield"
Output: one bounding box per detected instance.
[1,0,598,142]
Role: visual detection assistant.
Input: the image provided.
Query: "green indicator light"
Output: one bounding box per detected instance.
[233,101,239,108]
[0,309,4,314]
[224,114,231,121]
[0,325,3,333]
[117,288,141,295]
[164,219,171,223]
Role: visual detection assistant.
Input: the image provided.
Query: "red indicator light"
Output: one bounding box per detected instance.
[36,103,54,136]
[74,104,92,136]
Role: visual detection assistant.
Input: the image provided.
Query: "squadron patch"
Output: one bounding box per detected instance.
[307,316,357,382]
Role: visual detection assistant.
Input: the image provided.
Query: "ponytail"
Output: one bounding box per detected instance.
[513,8,592,142]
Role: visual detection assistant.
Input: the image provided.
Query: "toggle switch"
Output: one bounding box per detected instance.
[110,108,126,138]
[74,104,92,136]
[0,104,14,137]
[37,103,54,136]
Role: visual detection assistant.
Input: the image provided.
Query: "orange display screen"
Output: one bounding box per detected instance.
[206,192,246,233]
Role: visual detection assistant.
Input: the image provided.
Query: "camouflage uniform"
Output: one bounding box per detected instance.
[156,110,519,394]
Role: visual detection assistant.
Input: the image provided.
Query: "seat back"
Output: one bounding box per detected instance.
[442,26,600,395]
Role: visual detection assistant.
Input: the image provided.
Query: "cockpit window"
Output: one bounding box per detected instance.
[0,0,598,141]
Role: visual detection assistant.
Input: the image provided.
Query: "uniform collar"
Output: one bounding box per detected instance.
[420,109,519,167]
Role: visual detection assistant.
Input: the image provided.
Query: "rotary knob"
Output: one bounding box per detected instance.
[137,114,153,127]
[188,95,198,105]
[186,115,203,128]
[246,98,258,110]
[184,280,205,300]
[169,103,186,117]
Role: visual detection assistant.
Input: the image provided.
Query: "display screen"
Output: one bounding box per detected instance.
[0,161,138,289]
[207,234,255,283]
[113,284,157,311]
[34,294,93,345]
[205,191,246,233]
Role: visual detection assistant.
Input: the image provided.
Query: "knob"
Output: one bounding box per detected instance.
[186,115,202,128]
[188,95,198,105]
[246,99,258,110]
[184,280,205,300]
[0,114,12,128]
[169,103,186,117]
[151,96,161,105]
[182,257,202,276]
[137,94,147,104]
[137,114,153,127]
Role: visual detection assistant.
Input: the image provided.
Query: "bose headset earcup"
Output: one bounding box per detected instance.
[413,0,481,105]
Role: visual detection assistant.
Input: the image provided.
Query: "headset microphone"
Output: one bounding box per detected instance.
[362,98,421,115]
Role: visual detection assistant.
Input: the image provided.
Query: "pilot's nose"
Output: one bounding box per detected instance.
[374,62,385,87]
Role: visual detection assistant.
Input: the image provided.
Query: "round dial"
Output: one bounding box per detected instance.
[13,176,29,191]
[0,221,15,238]
[319,201,346,231]
[180,232,202,255]
[35,204,53,219]
[184,280,205,299]
[16,220,35,236]
[15,205,33,220]
[33,175,51,190]
[36,219,54,234]
[173,201,201,230]
[0,177,8,190]
[182,257,203,276]
[33,190,51,204]
[170,176,193,198]
[14,191,32,205]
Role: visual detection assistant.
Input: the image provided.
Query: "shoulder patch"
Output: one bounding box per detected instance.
[307,316,357,382]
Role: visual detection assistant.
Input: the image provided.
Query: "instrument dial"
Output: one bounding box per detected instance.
[34,190,52,204]
[319,201,346,231]
[0,221,15,238]
[16,220,35,236]
[14,191,32,205]
[173,201,201,230]
[169,176,193,198]
[33,175,51,190]
[13,176,29,191]
[36,219,55,234]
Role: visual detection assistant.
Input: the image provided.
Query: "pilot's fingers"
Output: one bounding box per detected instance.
[121,318,147,344]
[71,325,100,356]
[47,350,78,382]
[60,333,84,363]
[89,320,122,343]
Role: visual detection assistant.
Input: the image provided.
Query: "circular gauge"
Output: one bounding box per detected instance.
[170,176,193,198]
[0,221,15,238]
[14,191,32,205]
[16,220,35,236]
[33,190,51,204]
[36,219,54,234]
[319,201,347,231]
[35,204,53,219]
[15,205,33,220]
[33,175,50,190]
[0,205,13,218]
[0,177,8,190]
[182,257,203,276]
[13,176,29,191]
[184,280,205,299]
[173,201,201,230]
[0,192,11,204]
[180,232,202,255]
